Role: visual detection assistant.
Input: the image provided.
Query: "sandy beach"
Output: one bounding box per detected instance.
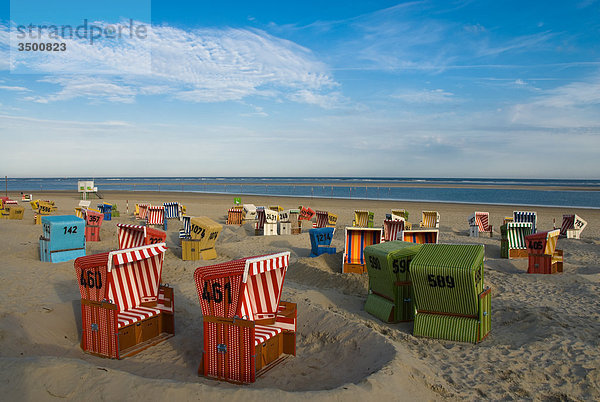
[0,190,598,401]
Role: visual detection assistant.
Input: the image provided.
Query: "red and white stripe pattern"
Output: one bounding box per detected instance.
[474,212,490,232]
[138,204,150,220]
[383,219,405,241]
[117,224,146,249]
[146,206,165,225]
[254,325,282,346]
[117,306,161,328]
[315,211,328,228]
[238,252,289,321]
[273,304,296,332]
[560,214,574,236]
[255,209,266,230]
[107,244,167,312]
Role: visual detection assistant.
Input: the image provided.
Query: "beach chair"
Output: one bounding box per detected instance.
[298,206,316,223]
[147,205,167,230]
[525,229,563,274]
[419,211,439,228]
[343,227,383,274]
[33,200,55,224]
[314,211,338,228]
[111,204,120,218]
[79,200,91,209]
[243,204,257,222]
[514,211,537,233]
[3,206,24,220]
[39,215,86,263]
[278,210,291,235]
[391,209,409,221]
[226,208,244,225]
[309,227,336,257]
[97,203,113,221]
[255,208,266,235]
[383,219,405,241]
[117,224,167,250]
[182,217,222,260]
[411,244,491,343]
[289,209,301,234]
[164,202,182,220]
[83,209,104,242]
[75,243,174,359]
[500,222,533,259]
[364,241,423,323]
[560,214,587,239]
[468,212,492,237]
[179,216,192,239]
[401,229,439,244]
[137,203,150,221]
[21,194,32,202]
[262,208,278,236]
[194,252,296,384]
[352,210,374,228]
[269,205,283,212]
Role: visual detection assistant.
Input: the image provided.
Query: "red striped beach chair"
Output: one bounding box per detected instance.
[560,214,587,239]
[146,205,166,229]
[255,208,266,235]
[117,223,167,250]
[526,229,563,274]
[343,227,383,274]
[468,211,492,237]
[226,208,244,225]
[75,243,174,359]
[419,211,439,228]
[136,203,150,220]
[383,219,405,241]
[194,252,296,384]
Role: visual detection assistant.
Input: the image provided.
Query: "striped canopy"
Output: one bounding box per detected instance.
[344,227,382,264]
[383,219,404,241]
[194,252,290,322]
[504,222,533,249]
[74,243,167,311]
[514,211,537,233]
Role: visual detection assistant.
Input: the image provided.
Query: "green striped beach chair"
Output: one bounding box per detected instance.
[501,222,533,259]
[364,241,422,323]
[410,244,491,343]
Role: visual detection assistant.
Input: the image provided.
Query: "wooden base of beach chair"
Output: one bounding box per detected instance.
[343,263,367,274]
[118,314,175,358]
[181,241,217,260]
[508,249,529,259]
[527,250,563,274]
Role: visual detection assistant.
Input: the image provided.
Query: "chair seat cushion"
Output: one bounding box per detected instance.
[118,306,161,328]
[254,325,282,346]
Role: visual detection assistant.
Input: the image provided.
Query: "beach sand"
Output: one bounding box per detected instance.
[0,190,598,401]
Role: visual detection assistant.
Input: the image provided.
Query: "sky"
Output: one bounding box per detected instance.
[0,0,599,178]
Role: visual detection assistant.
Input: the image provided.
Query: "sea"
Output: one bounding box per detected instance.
[3,177,599,209]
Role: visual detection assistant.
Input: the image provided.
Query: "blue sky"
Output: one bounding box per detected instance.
[1,0,599,178]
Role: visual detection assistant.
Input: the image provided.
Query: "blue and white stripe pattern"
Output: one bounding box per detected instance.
[514,211,537,233]
[164,202,181,220]
[179,216,191,239]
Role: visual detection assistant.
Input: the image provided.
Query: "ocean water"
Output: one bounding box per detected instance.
[3,177,599,209]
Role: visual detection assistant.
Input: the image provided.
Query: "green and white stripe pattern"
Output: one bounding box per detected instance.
[502,222,533,249]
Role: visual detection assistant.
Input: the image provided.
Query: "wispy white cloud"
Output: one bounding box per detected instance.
[510,75,600,128]
[392,89,455,103]
[0,85,30,92]
[1,22,341,107]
